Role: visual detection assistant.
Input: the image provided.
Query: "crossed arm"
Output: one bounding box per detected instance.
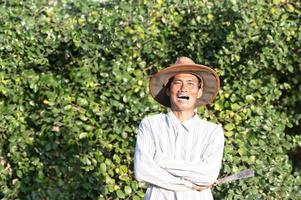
[134,119,224,192]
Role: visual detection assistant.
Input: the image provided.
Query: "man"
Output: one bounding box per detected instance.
[134,57,224,200]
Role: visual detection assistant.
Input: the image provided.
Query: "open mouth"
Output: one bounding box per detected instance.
[177,95,190,100]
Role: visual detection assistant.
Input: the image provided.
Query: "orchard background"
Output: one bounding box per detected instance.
[0,0,300,199]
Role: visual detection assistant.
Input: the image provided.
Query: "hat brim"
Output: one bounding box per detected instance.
[149,64,220,107]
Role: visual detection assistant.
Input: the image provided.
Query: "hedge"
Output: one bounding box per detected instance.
[0,0,300,199]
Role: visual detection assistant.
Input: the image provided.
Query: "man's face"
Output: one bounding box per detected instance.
[166,73,202,112]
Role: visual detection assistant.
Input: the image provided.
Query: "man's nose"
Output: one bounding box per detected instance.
[180,83,188,91]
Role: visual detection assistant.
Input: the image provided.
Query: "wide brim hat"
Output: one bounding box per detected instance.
[149,57,220,107]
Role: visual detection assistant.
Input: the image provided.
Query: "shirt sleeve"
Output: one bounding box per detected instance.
[157,126,225,185]
[134,118,194,191]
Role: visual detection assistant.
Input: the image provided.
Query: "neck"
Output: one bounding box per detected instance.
[171,110,195,122]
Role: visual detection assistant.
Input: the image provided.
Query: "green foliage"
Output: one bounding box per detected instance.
[0,0,300,199]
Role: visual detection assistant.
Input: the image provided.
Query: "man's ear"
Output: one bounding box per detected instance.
[197,88,203,98]
[166,88,170,96]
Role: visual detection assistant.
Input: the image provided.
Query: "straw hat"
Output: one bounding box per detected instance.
[149,57,220,107]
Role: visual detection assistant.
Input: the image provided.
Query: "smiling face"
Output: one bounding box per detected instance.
[166,73,203,112]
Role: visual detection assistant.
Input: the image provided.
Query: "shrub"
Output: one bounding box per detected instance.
[0,0,300,199]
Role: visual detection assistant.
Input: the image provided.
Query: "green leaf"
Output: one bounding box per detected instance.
[116,190,125,198]
[100,163,107,173]
[224,131,234,137]
[79,132,88,139]
[124,186,132,195]
[225,123,235,131]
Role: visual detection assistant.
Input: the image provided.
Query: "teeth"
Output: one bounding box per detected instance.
[178,96,189,100]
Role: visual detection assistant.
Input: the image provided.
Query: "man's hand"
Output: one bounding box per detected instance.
[192,184,213,192]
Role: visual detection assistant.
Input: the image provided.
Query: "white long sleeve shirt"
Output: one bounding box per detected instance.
[134,111,224,200]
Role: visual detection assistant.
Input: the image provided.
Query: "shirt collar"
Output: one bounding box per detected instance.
[166,110,201,132]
